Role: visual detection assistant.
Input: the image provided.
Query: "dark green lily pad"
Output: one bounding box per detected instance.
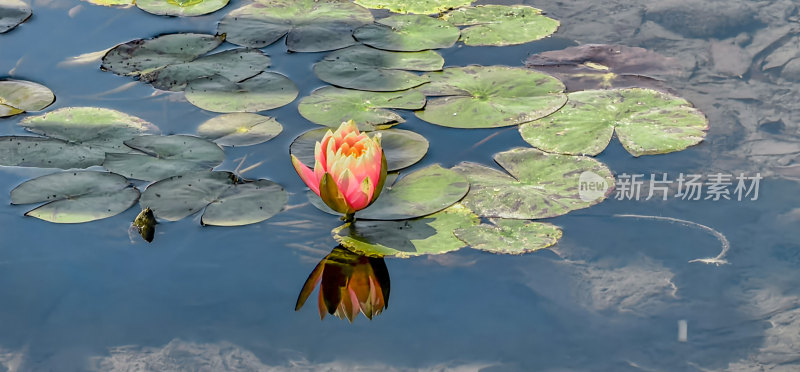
[298,86,426,130]
[416,66,566,128]
[290,128,428,172]
[518,88,709,157]
[197,113,282,146]
[443,5,559,46]
[313,45,444,91]
[354,0,473,14]
[136,0,229,17]
[140,48,271,91]
[101,33,224,76]
[0,79,55,117]
[185,72,298,113]
[139,171,287,226]
[217,0,373,52]
[103,135,224,181]
[0,137,104,168]
[10,171,139,223]
[454,218,562,254]
[332,204,479,258]
[453,147,614,219]
[0,0,31,33]
[354,14,460,51]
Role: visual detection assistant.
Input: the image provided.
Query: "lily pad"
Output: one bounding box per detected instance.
[136,0,229,17]
[453,147,615,219]
[518,88,709,156]
[454,218,562,254]
[353,0,473,14]
[10,171,139,223]
[0,79,55,117]
[298,86,426,130]
[354,14,460,51]
[101,33,224,76]
[140,48,271,91]
[416,66,566,128]
[291,128,428,172]
[197,113,282,146]
[0,137,104,168]
[0,0,31,33]
[217,0,373,52]
[313,45,444,91]
[443,5,559,46]
[184,72,298,113]
[332,204,479,258]
[83,0,133,7]
[103,135,224,181]
[139,171,287,226]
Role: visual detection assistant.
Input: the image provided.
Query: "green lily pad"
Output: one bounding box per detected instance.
[101,33,224,76]
[353,0,473,14]
[0,79,55,117]
[136,0,229,17]
[416,66,566,128]
[290,128,428,172]
[0,137,104,168]
[298,86,426,130]
[10,171,139,223]
[454,219,562,254]
[103,135,224,181]
[453,147,615,219]
[333,204,479,258]
[354,14,460,51]
[139,171,287,226]
[313,45,444,92]
[0,0,31,33]
[197,113,282,146]
[140,48,271,91]
[217,0,373,52]
[443,5,559,46]
[184,72,298,113]
[518,88,709,157]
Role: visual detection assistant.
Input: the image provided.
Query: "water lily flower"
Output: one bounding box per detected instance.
[295,246,390,322]
[291,120,387,221]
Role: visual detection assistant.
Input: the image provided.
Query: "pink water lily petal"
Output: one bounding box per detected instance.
[291,155,320,196]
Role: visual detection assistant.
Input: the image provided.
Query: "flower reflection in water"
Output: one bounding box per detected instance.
[296,246,390,322]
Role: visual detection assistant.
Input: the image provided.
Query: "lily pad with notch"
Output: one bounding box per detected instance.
[354,14,460,51]
[139,171,288,226]
[353,0,473,14]
[135,0,229,17]
[518,88,708,157]
[443,5,559,46]
[139,48,271,91]
[453,147,615,219]
[10,171,140,223]
[0,79,55,118]
[101,33,224,77]
[184,72,298,113]
[313,45,444,92]
[103,135,224,181]
[197,113,282,147]
[217,0,373,52]
[416,66,566,128]
[298,86,426,130]
[0,0,31,33]
[454,218,562,254]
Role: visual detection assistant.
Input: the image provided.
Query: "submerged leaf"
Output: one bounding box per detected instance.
[136,0,229,17]
[0,79,55,117]
[298,86,426,130]
[353,0,473,14]
[443,5,559,46]
[0,0,31,33]
[354,14,460,51]
[103,135,224,181]
[455,219,562,254]
[184,72,298,113]
[197,113,282,146]
[101,33,224,76]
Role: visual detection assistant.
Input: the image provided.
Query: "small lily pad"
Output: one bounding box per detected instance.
[454,218,562,254]
[518,88,709,156]
[140,48,271,91]
[443,5,559,46]
[298,86,426,130]
[291,128,428,172]
[136,0,229,17]
[101,33,224,76]
[313,45,444,91]
[103,135,224,181]
[416,66,566,128]
[217,0,373,52]
[197,113,282,146]
[332,204,479,258]
[0,0,31,33]
[354,14,460,51]
[139,171,287,226]
[0,79,55,117]
[453,147,615,219]
[184,72,298,113]
[10,171,139,223]
[353,0,473,14]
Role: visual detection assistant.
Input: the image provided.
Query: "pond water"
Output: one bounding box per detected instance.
[1,0,799,370]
